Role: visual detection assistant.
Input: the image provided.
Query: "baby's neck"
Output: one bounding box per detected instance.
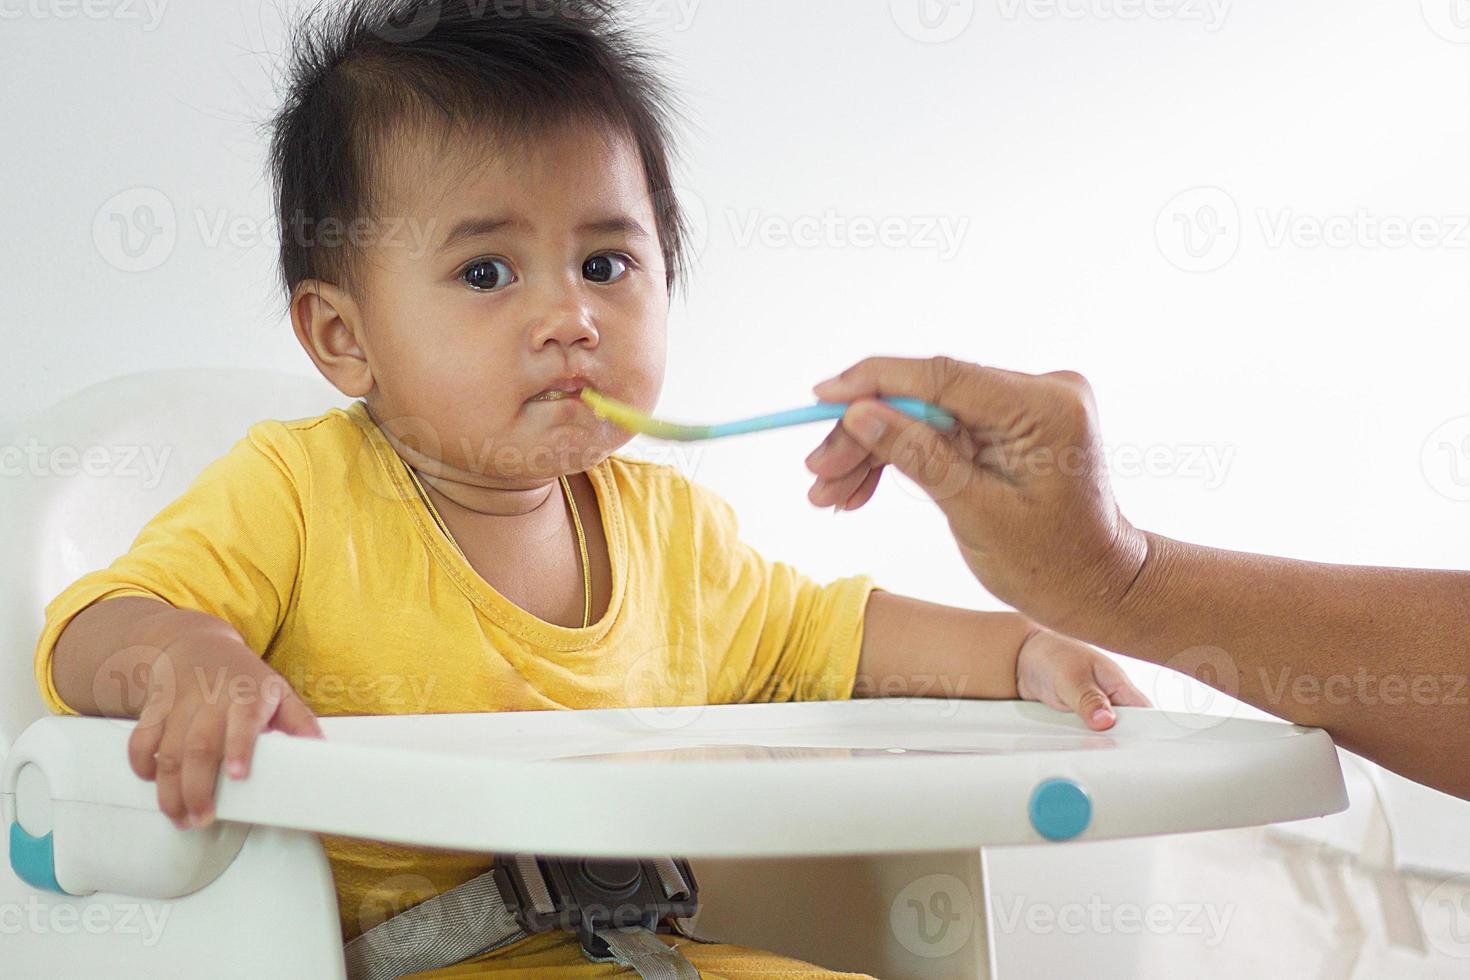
[416,469,563,519]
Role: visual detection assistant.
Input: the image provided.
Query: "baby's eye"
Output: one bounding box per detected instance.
[583,253,631,284]
[463,257,516,292]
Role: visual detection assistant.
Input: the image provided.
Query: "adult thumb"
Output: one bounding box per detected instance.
[841,399,973,507]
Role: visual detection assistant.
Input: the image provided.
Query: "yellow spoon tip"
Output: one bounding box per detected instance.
[579,388,702,440]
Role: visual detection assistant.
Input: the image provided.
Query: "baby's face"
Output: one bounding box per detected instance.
[355,122,668,486]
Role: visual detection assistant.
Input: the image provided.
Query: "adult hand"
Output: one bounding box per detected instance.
[809,355,1470,802]
[806,355,1148,634]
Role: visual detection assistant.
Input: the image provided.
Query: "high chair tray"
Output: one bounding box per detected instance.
[8,699,1347,856]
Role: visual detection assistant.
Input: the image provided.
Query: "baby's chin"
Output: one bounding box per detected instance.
[463,426,624,481]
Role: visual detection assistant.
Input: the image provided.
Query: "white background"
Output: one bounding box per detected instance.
[4,0,1470,974]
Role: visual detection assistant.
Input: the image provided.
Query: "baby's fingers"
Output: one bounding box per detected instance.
[224,676,323,782]
[267,691,324,739]
[127,683,175,781]
[151,703,200,830]
[223,697,263,781]
[1095,658,1151,709]
[179,707,228,828]
[1053,664,1118,731]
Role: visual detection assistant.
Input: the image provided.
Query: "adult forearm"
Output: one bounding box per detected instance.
[1084,531,1470,797]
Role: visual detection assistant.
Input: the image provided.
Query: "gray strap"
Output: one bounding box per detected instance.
[653,860,721,946]
[594,925,702,980]
[343,870,526,980]
[512,853,555,913]
[343,857,715,980]
[668,915,724,946]
[652,857,692,899]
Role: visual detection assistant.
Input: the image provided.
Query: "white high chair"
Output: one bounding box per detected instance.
[0,368,1350,980]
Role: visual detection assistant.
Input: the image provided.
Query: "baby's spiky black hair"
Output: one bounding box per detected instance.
[265,0,690,312]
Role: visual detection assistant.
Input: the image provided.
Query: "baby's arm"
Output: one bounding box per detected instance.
[854,590,1148,729]
[52,595,322,829]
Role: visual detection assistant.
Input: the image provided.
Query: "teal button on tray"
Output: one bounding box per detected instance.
[1028,778,1091,842]
[9,821,66,894]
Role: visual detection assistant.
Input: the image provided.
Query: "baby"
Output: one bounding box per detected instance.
[32,1,1148,976]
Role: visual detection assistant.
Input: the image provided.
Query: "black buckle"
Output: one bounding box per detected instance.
[491,855,700,961]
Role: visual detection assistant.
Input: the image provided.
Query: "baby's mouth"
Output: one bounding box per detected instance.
[529,388,582,402]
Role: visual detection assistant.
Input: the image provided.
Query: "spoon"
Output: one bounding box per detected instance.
[577,388,955,442]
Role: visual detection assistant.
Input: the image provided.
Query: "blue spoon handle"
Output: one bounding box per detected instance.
[706,398,956,439]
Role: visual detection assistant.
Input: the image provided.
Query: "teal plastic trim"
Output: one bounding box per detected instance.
[9,821,67,894]
[1028,778,1092,842]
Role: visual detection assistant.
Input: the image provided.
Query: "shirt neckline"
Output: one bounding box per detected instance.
[343,399,628,650]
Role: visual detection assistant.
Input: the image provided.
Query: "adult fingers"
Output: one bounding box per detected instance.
[806,421,873,482]
[829,396,977,512]
[813,355,1036,437]
[840,464,885,511]
[811,458,879,511]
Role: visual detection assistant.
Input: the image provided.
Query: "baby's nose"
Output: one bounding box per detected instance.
[530,301,599,351]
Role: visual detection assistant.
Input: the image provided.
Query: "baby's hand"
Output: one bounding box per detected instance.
[125,630,323,830]
[1016,628,1151,730]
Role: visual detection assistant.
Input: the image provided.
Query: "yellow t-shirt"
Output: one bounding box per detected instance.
[33,399,880,978]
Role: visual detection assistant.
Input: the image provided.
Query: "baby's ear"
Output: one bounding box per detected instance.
[291,280,372,397]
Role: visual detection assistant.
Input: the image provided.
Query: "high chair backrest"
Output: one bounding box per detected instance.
[0,368,343,749]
